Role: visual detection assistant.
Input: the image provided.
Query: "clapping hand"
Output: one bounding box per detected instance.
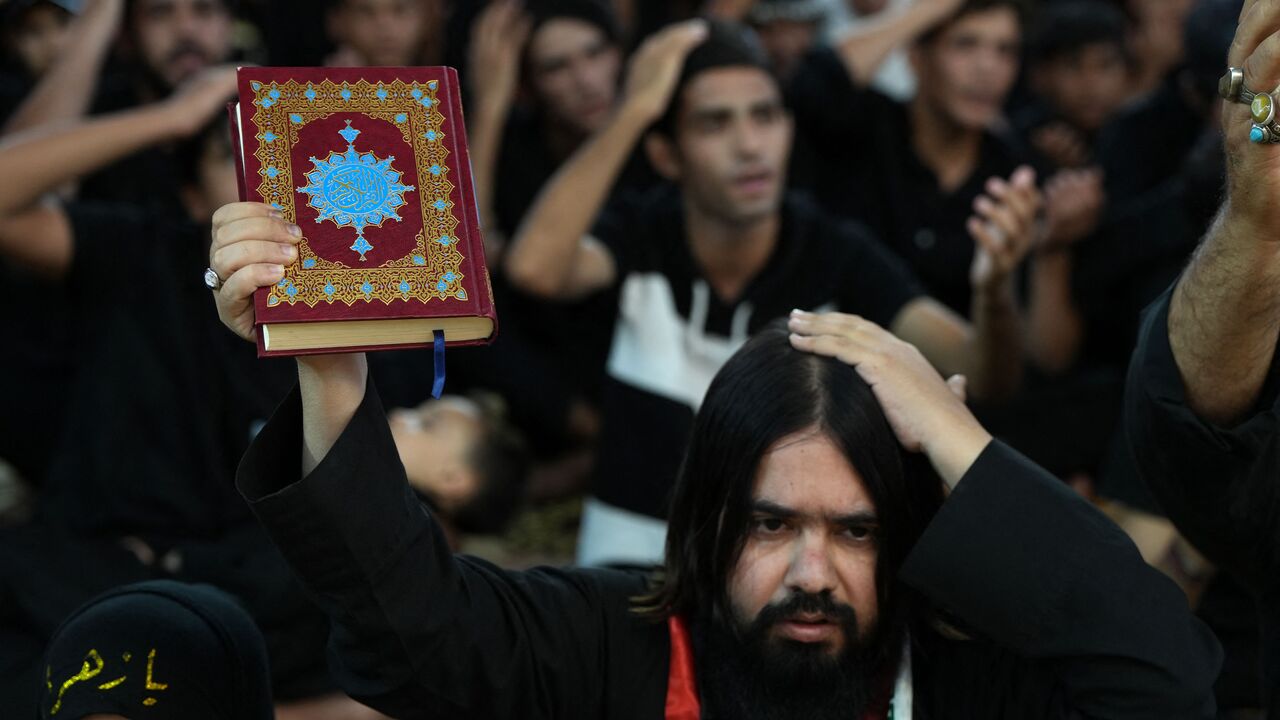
[968,165,1041,291]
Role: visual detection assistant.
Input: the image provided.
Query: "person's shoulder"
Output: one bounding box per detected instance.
[785,192,881,251]
[596,183,683,237]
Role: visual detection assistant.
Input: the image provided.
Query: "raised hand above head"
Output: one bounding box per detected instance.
[787,309,991,486]
[161,64,240,138]
[468,0,533,118]
[620,19,709,125]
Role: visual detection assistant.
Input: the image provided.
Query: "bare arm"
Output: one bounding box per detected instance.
[892,286,1020,403]
[1024,169,1103,373]
[1024,250,1083,374]
[0,66,237,277]
[833,0,963,88]
[1167,0,1280,425]
[894,167,1040,400]
[0,104,182,217]
[4,0,124,135]
[1170,208,1280,424]
[504,20,707,299]
[466,0,531,261]
[299,353,369,475]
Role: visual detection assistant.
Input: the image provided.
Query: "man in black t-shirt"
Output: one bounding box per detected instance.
[790,0,1034,318]
[505,20,1037,567]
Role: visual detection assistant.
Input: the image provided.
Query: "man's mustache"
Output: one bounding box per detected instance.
[754,591,858,632]
[167,40,211,65]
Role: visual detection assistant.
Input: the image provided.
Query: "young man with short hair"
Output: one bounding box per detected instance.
[504,20,1033,567]
[791,0,1036,316]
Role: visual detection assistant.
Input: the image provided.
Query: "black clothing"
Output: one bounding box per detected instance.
[591,188,923,523]
[789,47,1028,316]
[238,377,1221,719]
[77,69,186,211]
[0,203,331,714]
[1077,80,1218,368]
[39,204,295,540]
[1125,290,1280,718]
[39,580,273,720]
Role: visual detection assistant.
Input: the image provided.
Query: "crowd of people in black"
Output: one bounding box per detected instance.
[0,0,1276,718]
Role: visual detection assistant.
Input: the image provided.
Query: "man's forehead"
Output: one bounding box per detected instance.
[136,0,227,12]
[681,67,781,110]
[937,7,1021,42]
[529,18,610,64]
[751,434,875,515]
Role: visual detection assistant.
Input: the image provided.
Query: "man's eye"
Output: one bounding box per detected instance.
[754,517,787,534]
[698,117,727,133]
[844,525,875,541]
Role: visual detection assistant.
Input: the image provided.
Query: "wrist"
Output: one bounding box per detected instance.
[141,101,190,141]
[922,419,992,489]
[472,94,513,126]
[617,96,662,132]
[972,273,1016,303]
[297,352,368,388]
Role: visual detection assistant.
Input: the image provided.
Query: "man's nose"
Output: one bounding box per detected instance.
[733,121,767,158]
[174,6,203,36]
[783,532,837,595]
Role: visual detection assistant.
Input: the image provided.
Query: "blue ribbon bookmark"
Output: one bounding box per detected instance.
[431,329,446,399]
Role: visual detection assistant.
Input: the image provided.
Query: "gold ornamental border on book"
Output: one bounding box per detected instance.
[249,77,468,308]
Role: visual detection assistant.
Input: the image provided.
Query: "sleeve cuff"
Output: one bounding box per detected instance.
[236,375,435,597]
[899,441,1125,648]
[1127,287,1278,454]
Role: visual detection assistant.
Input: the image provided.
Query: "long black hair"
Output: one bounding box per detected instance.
[636,322,946,645]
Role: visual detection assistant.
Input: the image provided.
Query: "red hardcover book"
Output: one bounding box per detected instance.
[230,66,496,356]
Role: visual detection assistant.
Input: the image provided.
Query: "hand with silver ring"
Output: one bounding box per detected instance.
[203,267,224,291]
[1221,0,1280,228]
[1220,66,1259,105]
[208,202,304,341]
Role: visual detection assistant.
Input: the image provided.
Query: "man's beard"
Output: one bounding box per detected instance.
[693,591,891,720]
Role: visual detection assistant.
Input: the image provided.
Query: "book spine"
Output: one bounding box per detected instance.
[226,100,249,203]
[442,68,498,336]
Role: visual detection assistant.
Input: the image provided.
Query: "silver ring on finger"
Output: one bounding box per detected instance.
[203,266,224,291]
[1220,66,1258,105]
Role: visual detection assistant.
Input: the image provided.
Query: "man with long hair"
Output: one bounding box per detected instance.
[205,197,1219,717]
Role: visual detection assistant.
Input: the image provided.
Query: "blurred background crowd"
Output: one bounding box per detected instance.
[0,0,1256,716]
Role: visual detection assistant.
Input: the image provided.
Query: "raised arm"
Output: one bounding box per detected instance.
[3,0,124,135]
[0,65,236,277]
[1167,1,1280,426]
[209,202,666,717]
[466,0,531,261]
[832,0,963,87]
[503,20,706,299]
[889,166,1038,401]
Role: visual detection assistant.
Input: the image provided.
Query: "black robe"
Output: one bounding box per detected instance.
[1125,289,1280,717]
[238,378,1221,719]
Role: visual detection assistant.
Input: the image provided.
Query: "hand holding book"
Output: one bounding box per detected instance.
[209,202,304,342]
